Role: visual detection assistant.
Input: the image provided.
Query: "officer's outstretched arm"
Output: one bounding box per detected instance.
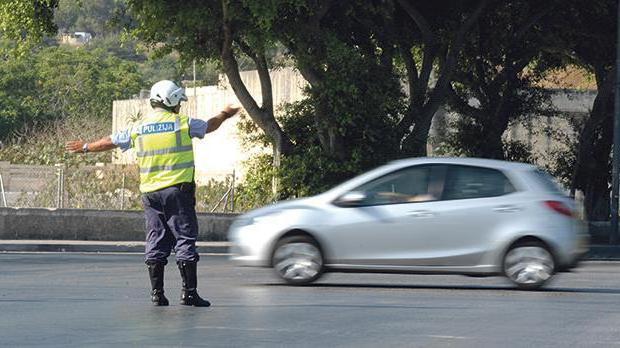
[206,105,241,134]
[65,136,117,154]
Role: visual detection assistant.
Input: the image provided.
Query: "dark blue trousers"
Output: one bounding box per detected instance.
[142,183,199,264]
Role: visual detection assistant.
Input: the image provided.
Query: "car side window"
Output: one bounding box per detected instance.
[354,165,435,205]
[442,165,515,200]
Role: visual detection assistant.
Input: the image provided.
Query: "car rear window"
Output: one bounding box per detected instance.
[530,169,565,194]
[443,165,515,200]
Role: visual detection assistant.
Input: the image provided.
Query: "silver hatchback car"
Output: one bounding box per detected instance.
[229,158,588,289]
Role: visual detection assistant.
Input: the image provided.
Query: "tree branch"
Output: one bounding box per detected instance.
[429,0,490,111]
[448,84,483,120]
[512,3,556,43]
[400,45,418,98]
[221,0,292,155]
[396,0,435,44]
[312,0,336,23]
[221,12,262,123]
[236,39,273,113]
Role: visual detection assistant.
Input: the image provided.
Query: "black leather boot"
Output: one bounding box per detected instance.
[177,261,211,307]
[147,262,169,306]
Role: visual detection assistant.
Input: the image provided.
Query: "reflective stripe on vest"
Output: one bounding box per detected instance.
[136,145,193,158]
[139,161,195,174]
[131,112,194,193]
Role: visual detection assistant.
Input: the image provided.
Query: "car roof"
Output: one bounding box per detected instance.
[388,157,538,172]
[319,156,538,200]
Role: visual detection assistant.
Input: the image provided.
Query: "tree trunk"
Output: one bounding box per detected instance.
[571,66,614,220]
[479,129,506,159]
[220,6,294,160]
[401,111,433,157]
[396,0,490,158]
[583,118,612,220]
[477,91,512,160]
[297,66,347,160]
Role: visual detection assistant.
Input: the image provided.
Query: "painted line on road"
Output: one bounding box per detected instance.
[193,326,298,333]
[426,335,472,340]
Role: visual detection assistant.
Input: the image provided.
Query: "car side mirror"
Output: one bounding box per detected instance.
[334,191,368,207]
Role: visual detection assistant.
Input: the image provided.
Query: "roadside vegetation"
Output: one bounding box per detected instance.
[0,0,615,218]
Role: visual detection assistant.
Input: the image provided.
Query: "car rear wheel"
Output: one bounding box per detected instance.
[272,235,324,285]
[503,241,555,290]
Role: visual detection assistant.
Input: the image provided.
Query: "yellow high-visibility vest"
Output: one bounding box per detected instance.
[130,112,194,193]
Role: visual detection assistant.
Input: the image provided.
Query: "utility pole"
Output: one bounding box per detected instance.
[193,59,197,117]
[611,0,620,244]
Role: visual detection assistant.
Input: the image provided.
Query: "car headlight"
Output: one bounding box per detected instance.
[233,211,284,228]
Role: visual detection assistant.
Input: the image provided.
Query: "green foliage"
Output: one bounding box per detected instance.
[63,164,142,210]
[0,0,58,56]
[503,140,536,163]
[55,0,125,36]
[0,56,47,140]
[0,117,112,166]
[541,114,583,187]
[88,34,145,61]
[433,118,536,164]
[447,0,562,160]
[34,46,143,119]
[0,45,144,165]
[230,155,277,209]
[241,71,403,199]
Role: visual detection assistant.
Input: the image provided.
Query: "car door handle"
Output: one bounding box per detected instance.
[407,210,435,218]
[493,205,521,213]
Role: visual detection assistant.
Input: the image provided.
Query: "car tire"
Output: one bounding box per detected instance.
[503,241,555,290]
[272,235,324,285]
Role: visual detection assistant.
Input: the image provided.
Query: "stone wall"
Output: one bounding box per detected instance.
[0,208,237,241]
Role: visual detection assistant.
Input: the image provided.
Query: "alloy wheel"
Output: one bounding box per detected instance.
[504,245,554,289]
[273,241,323,284]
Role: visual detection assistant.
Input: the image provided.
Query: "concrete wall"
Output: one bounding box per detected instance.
[0,208,237,242]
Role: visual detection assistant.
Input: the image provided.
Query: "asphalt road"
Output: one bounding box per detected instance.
[0,253,619,348]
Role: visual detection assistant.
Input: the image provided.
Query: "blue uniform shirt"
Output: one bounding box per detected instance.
[112,118,210,152]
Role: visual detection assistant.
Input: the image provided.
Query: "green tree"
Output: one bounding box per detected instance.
[446,0,561,160]
[559,0,617,220]
[126,0,294,163]
[0,0,58,55]
[0,46,144,165]
[0,54,48,140]
[391,0,490,157]
[34,46,143,120]
[55,0,125,36]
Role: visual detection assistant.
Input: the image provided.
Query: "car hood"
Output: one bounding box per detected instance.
[238,196,324,219]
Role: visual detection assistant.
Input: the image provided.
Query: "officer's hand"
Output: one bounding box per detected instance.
[223,104,241,118]
[65,140,85,153]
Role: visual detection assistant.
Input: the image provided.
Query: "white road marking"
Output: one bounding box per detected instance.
[426,335,472,340]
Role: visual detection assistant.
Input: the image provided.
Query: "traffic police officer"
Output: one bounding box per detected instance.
[66,80,240,307]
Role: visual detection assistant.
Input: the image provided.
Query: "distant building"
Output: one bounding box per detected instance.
[59,32,93,46]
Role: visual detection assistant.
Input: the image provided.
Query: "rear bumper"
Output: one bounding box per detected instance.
[558,232,589,271]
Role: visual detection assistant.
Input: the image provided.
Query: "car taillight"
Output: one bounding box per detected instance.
[544,200,573,217]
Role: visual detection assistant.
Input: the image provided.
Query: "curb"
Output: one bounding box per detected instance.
[586,245,620,261]
[0,240,230,254]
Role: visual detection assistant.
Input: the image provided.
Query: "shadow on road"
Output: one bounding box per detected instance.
[258,282,620,295]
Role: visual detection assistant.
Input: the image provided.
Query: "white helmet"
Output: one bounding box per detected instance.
[149,80,188,107]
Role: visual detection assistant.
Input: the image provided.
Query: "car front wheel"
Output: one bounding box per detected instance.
[503,242,555,290]
[272,235,324,285]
